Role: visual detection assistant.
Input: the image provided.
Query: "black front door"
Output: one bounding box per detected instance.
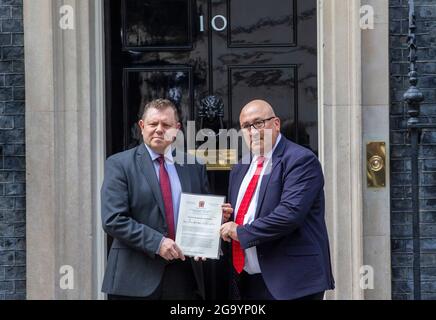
[105,0,317,299]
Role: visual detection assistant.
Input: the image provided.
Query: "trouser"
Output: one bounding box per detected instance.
[109,259,199,300]
[239,271,325,300]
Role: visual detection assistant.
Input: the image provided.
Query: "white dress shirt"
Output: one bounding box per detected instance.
[234,134,282,274]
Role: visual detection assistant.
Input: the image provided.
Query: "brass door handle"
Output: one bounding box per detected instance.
[368,155,384,172]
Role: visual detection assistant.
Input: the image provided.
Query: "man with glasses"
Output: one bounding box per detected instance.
[220,99,335,300]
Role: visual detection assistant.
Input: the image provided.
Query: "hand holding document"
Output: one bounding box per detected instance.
[175,193,225,259]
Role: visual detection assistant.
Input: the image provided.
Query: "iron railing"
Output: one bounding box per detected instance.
[404,0,436,300]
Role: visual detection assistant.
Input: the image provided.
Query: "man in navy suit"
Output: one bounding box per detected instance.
[220,100,335,300]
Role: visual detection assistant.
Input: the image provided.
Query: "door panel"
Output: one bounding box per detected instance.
[211,0,317,152]
[123,67,194,148]
[228,0,297,47]
[228,65,297,131]
[122,0,194,50]
[106,0,209,156]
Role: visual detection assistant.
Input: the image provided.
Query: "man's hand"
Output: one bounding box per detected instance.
[221,203,233,223]
[220,222,239,242]
[158,238,185,261]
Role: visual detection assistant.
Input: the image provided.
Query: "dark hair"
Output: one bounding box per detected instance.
[138,98,180,122]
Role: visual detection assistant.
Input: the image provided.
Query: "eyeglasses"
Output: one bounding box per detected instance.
[240,117,276,131]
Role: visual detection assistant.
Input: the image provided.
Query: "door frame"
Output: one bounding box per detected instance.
[93,0,107,301]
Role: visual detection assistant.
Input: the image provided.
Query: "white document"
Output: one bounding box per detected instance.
[176,193,225,259]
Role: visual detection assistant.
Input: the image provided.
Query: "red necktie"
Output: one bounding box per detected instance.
[158,155,175,240]
[232,156,265,273]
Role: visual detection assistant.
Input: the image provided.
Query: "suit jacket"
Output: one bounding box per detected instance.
[101,143,209,298]
[228,136,335,300]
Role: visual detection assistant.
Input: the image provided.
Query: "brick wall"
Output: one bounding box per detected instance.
[0,0,25,300]
[390,0,436,300]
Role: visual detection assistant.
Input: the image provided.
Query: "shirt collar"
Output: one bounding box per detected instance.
[144,143,175,164]
[252,134,282,163]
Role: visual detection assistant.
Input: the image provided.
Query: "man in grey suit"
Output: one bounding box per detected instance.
[101,99,212,299]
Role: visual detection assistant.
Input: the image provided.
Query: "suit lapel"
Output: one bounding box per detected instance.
[136,144,165,218]
[254,138,286,219]
[231,163,250,207]
[175,161,192,193]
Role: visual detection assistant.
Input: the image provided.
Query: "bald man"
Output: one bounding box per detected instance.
[220,100,335,300]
